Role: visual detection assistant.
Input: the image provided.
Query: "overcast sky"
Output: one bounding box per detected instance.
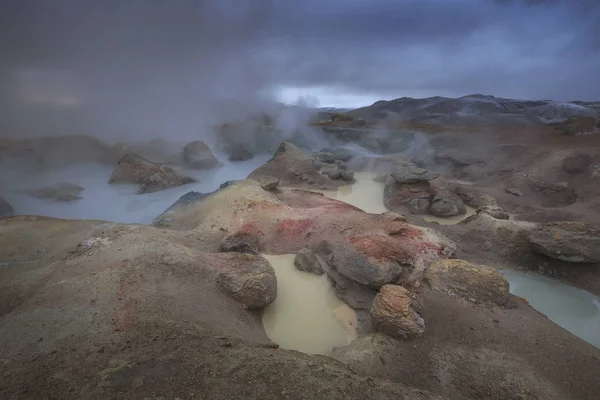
[1,0,599,128]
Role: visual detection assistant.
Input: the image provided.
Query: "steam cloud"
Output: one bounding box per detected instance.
[1,0,599,142]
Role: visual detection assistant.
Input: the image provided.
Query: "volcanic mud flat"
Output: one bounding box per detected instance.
[261,254,357,355]
[2,141,600,399]
[503,270,600,348]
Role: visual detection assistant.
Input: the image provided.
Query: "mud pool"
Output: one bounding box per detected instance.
[261,254,357,355]
[503,270,600,349]
[320,172,476,224]
[319,172,389,214]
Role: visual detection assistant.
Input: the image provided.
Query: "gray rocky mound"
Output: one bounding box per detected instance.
[528,221,600,263]
[22,182,84,201]
[109,153,197,194]
[183,140,221,169]
[248,141,354,190]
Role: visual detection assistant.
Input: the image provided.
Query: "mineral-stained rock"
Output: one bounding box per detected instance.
[183,140,220,169]
[22,182,84,201]
[324,227,455,289]
[384,181,432,215]
[425,259,509,305]
[109,154,197,194]
[0,196,14,216]
[216,253,277,309]
[429,190,466,218]
[528,221,600,263]
[294,247,323,275]
[248,142,347,190]
[371,284,425,340]
[220,232,260,254]
[477,205,509,220]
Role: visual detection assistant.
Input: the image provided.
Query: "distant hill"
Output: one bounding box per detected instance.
[346,94,600,126]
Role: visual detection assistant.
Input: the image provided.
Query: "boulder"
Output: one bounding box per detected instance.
[451,186,498,208]
[109,154,197,194]
[425,259,509,305]
[109,153,160,184]
[528,221,600,263]
[312,152,337,164]
[294,247,323,275]
[370,284,425,340]
[322,165,341,180]
[477,205,509,220]
[340,170,355,181]
[22,182,84,201]
[562,153,592,174]
[254,177,279,191]
[429,190,466,218]
[0,196,14,216]
[527,177,577,207]
[248,142,346,190]
[220,232,260,254]
[137,169,197,194]
[323,227,455,289]
[183,140,220,169]
[391,165,439,184]
[318,147,358,162]
[228,145,255,162]
[384,181,432,215]
[505,187,523,197]
[216,253,277,309]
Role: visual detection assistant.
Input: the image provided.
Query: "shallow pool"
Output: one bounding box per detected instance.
[261,254,357,355]
[502,270,600,349]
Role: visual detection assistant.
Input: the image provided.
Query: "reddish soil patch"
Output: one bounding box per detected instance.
[348,234,414,265]
[275,218,314,239]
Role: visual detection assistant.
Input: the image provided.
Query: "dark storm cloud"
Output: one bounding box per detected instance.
[263,0,600,101]
[1,0,599,137]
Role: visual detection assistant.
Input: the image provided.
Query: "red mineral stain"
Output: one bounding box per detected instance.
[324,201,361,213]
[417,242,446,257]
[276,218,314,238]
[239,222,263,236]
[113,272,138,333]
[348,234,413,264]
[388,226,423,240]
